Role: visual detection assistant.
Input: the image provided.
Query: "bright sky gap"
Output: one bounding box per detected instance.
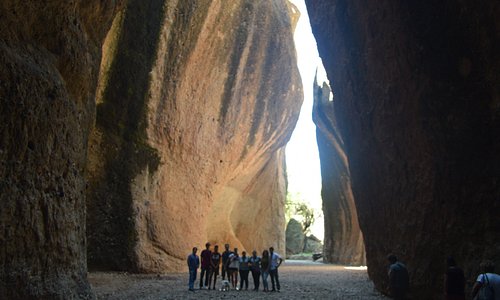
[286,0,329,240]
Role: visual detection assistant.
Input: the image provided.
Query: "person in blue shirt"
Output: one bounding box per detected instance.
[269,247,283,292]
[187,247,200,291]
[239,251,250,290]
[249,250,262,291]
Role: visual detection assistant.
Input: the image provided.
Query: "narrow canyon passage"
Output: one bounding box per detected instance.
[1,0,497,299]
[90,261,387,299]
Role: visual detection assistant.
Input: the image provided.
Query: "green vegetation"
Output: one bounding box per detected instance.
[286,192,317,235]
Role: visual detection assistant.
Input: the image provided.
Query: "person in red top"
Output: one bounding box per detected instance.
[199,242,212,289]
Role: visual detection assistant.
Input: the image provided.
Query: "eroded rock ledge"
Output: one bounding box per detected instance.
[306,0,499,298]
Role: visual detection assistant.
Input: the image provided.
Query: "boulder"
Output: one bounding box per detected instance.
[286,218,305,255]
[306,0,500,297]
[303,234,323,254]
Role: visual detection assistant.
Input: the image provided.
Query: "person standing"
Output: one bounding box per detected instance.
[239,251,250,290]
[444,257,465,300]
[221,243,231,280]
[471,260,500,300]
[209,245,221,290]
[387,254,409,300]
[199,242,212,289]
[228,248,240,289]
[187,247,200,292]
[269,247,283,292]
[249,250,261,291]
[261,250,270,292]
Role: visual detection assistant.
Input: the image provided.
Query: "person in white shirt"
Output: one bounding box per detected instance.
[269,247,283,292]
[227,248,240,289]
[471,260,500,300]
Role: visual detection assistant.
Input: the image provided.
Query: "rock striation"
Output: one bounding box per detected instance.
[306,0,500,298]
[86,0,302,272]
[0,1,122,298]
[312,79,365,265]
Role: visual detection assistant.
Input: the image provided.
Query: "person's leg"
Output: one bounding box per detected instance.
[255,271,260,290]
[244,270,249,289]
[199,268,204,288]
[212,270,218,289]
[275,269,280,291]
[208,269,213,290]
[188,270,192,290]
[262,271,268,291]
[239,270,244,290]
[270,269,276,291]
[251,270,257,290]
[229,270,234,288]
[234,269,239,289]
[221,265,225,280]
[205,268,211,288]
[189,269,196,290]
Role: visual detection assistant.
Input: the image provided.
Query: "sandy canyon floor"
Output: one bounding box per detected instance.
[90,260,388,299]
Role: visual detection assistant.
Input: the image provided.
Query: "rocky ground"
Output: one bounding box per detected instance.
[90,260,387,299]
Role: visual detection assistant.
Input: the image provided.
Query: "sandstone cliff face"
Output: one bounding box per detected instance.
[87,0,302,272]
[0,1,121,298]
[306,0,500,298]
[312,80,365,266]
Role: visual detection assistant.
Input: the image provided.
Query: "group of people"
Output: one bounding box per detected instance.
[187,243,283,292]
[387,254,500,300]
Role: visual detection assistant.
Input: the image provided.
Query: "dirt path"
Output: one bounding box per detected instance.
[89,260,388,299]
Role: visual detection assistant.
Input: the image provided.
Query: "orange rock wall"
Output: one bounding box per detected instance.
[87,0,302,272]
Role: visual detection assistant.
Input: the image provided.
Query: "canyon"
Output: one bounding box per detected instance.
[0,0,498,299]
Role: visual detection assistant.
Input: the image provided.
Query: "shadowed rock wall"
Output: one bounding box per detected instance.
[313,80,365,266]
[0,1,121,299]
[87,0,302,272]
[306,0,499,298]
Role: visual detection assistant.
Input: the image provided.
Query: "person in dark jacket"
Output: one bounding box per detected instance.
[209,245,221,290]
[187,247,200,291]
[444,256,465,300]
[387,254,409,299]
[199,242,212,289]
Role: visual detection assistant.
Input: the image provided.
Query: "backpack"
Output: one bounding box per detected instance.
[477,274,495,300]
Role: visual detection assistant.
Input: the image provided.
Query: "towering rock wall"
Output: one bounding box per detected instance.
[306,0,499,298]
[0,1,121,299]
[312,80,365,265]
[87,0,302,272]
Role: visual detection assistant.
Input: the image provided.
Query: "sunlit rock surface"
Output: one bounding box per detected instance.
[313,80,365,266]
[306,0,499,298]
[0,1,121,298]
[86,0,302,272]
